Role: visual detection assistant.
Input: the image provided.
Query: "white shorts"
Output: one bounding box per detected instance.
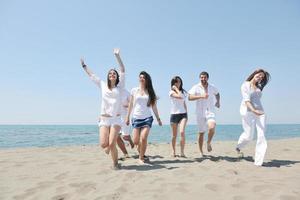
[120,115,130,136]
[98,116,122,127]
[196,112,216,133]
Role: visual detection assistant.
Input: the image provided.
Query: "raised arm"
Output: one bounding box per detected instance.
[80,57,101,88]
[113,48,125,73]
[152,102,162,126]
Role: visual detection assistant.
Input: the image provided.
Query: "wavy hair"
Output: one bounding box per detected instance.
[246,69,270,91]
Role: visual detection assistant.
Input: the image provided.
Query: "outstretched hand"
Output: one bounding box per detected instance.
[80,57,85,67]
[202,93,209,99]
[254,110,264,116]
[113,48,120,55]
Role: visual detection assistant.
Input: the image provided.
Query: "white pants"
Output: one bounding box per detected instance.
[237,112,267,166]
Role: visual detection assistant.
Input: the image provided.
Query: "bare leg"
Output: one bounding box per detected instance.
[198,132,204,156]
[132,128,141,156]
[207,121,216,152]
[179,118,187,157]
[139,127,150,163]
[109,125,121,168]
[170,123,178,157]
[123,135,134,148]
[99,126,110,154]
[117,135,128,156]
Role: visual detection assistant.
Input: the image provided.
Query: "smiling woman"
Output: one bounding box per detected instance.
[236,69,271,166]
[80,48,125,170]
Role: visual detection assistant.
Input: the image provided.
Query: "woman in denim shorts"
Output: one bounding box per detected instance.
[126,71,162,164]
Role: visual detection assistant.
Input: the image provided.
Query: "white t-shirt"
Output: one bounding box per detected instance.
[188,83,219,118]
[169,90,187,114]
[89,71,125,117]
[130,87,152,119]
[240,81,263,115]
[121,89,130,117]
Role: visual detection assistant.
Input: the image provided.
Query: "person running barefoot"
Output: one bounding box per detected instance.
[236,69,270,166]
[81,48,125,170]
[117,88,134,159]
[126,71,162,164]
[188,71,220,156]
[169,76,188,158]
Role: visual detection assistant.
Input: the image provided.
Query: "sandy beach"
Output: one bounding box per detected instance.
[1,138,300,200]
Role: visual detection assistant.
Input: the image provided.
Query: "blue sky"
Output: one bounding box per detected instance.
[0,0,299,125]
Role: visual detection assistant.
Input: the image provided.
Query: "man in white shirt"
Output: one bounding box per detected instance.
[188,71,220,156]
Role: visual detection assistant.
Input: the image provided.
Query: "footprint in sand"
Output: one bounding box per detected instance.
[13,187,37,200]
[37,181,55,188]
[104,192,121,200]
[204,183,220,192]
[226,169,239,175]
[69,182,97,194]
[252,184,272,193]
[232,195,246,200]
[279,195,299,200]
[54,172,69,181]
[51,193,70,200]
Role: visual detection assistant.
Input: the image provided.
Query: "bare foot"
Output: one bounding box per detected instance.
[207,143,212,152]
[180,153,187,158]
[111,163,121,170]
[104,147,110,154]
[124,154,130,158]
[138,159,145,165]
[236,147,244,158]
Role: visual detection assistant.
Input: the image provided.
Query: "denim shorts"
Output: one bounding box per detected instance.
[132,116,154,128]
[170,113,188,124]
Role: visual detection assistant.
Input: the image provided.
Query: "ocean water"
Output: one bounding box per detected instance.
[0,124,299,148]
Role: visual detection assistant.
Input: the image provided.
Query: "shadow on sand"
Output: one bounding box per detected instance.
[120,154,300,171]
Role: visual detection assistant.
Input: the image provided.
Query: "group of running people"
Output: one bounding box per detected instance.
[80,48,270,169]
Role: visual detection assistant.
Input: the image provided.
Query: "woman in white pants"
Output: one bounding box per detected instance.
[81,48,125,170]
[236,69,270,166]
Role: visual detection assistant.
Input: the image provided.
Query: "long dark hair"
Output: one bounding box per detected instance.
[246,69,270,91]
[171,76,187,95]
[107,69,120,90]
[140,71,157,107]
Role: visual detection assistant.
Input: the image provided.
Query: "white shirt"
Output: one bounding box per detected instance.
[169,90,187,114]
[131,87,152,119]
[240,81,264,115]
[188,83,219,117]
[89,71,125,117]
[121,89,130,116]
